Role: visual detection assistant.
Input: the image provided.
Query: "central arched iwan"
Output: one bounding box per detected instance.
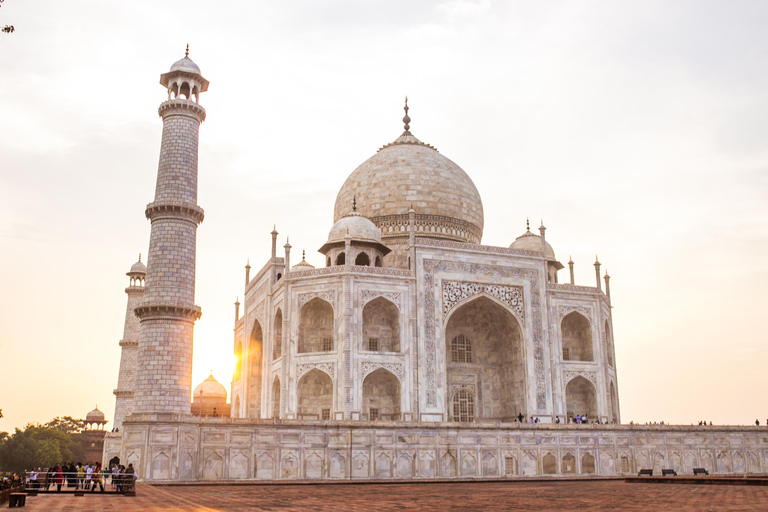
[445,296,526,421]
[561,312,593,362]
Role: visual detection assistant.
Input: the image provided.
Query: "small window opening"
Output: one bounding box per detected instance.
[322,408,331,420]
[369,408,379,420]
[323,338,333,352]
[368,337,379,351]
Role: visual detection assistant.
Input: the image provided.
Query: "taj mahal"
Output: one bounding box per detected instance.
[102,50,768,481]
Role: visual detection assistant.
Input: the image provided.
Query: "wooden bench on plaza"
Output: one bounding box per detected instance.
[662,469,677,476]
[638,469,654,476]
[693,467,709,476]
[8,492,27,507]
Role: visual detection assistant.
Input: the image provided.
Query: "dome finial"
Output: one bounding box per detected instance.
[403,96,411,134]
[353,196,357,212]
[185,43,189,58]
[302,249,306,260]
[138,253,141,262]
[526,217,530,232]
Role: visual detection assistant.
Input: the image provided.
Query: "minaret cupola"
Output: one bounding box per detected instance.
[160,44,209,103]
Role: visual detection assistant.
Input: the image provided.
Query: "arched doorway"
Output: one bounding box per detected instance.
[298,298,334,353]
[273,309,283,359]
[297,369,333,420]
[362,297,400,352]
[561,312,593,361]
[272,377,281,419]
[610,381,619,424]
[248,319,264,417]
[565,376,598,421]
[362,369,401,420]
[445,296,526,421]
[355,252,370,266]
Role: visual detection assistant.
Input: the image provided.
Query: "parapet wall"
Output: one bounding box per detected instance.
[119,416,768,481]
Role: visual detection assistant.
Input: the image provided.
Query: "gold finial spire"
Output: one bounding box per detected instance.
[526,218,530,232]
[185,44,189,58]
[302,249,306,260]
[403,96,411,134]
[352,196,357,212]
[138,253,141,262]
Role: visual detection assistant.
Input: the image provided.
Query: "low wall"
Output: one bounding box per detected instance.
[118,416,768,482]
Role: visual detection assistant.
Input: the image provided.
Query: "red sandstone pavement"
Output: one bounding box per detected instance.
[18,480,768,511]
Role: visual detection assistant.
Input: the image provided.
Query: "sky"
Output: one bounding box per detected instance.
[0,0,767,432]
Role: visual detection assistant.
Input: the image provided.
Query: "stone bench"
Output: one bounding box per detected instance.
[638,469,653,476]
[662,469,677,476]
[693,467,709,476]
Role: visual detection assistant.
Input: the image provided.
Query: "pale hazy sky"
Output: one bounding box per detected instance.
[1,1,767,432]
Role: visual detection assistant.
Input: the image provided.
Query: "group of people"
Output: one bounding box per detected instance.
[26,462,136,492]
[1,475,23,490]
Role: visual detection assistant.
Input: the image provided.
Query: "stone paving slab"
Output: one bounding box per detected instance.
[18,480,768,511]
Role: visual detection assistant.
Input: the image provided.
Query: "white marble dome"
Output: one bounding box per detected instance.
[86,406,105,422]
[333,132,484,243]
[510,229,556,260]
[326,211,383,245]
[170,56,202,75]
[129,258,146,275]
[193,374,227,400]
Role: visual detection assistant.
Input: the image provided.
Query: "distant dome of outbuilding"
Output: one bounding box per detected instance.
[193,374,227,400]
[86,406,105,423]
[129,255,146,275]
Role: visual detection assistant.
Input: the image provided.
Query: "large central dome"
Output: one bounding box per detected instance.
[333,118,484,244]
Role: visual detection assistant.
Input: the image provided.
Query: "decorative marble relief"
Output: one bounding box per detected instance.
[442,281,524,323]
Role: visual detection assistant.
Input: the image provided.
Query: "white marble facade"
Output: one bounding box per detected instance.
[112,53,765,482]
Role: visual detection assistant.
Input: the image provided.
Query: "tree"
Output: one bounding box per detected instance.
[0,419,87,473]
[1,0,14,33]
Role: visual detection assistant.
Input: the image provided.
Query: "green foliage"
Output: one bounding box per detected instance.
[0,419,88,473]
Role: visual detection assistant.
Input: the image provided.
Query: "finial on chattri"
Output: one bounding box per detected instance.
[526,218,530,232]
[302,249,306,260]
[138,253,141,262]
[353,196,357,212]
[403,96,411,134]
[185,44,189,58]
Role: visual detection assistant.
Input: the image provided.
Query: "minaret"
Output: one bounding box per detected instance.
[132,47,208,414]
[111,255,146,430]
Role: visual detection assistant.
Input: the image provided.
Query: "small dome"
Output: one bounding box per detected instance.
[129,258,146,275]
[86,407,105,422]
[327,211,383,246]
[293,252,315,271]
[170,57,201,75]
[510,229,556,260]
[193,374,227,401]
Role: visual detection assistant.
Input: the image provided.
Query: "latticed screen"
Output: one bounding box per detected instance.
[452,389,474,422]
[323,338,333,352]
[322,408,331,420]
[368,338,379,351]
[563,348,570,360]
[369,408,379,420]
[505,457,515,475]
[451,334,472,363]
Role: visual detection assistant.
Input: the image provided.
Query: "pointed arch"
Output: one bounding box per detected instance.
[604,320,613,366]
[355,252,370,266]
[362,296,400,352]
[609,381,619,424]
[272,376,281,419]
[445,295,526,421]
[362,368,401,420]
[234,341,243,381]
[248,318,264,417]
[565,376,598,420]
[297,368,333,419]
[335,253,345,265]
[561,312,593,362]
[273,308,283,359]
[298,298,334,353]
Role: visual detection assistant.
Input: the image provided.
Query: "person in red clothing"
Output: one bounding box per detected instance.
[54,464,64,492]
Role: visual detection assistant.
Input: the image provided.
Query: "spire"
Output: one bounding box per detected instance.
[185,43,189,58]
[138,253,142,262]
[353,196,357,212]
[403,96,411,135]
[526,218,530,233]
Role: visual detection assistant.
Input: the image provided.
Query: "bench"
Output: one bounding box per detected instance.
[662,469,677,476]
[638,469,653,476]
[693,467,709,476]
[8,493,27,507]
